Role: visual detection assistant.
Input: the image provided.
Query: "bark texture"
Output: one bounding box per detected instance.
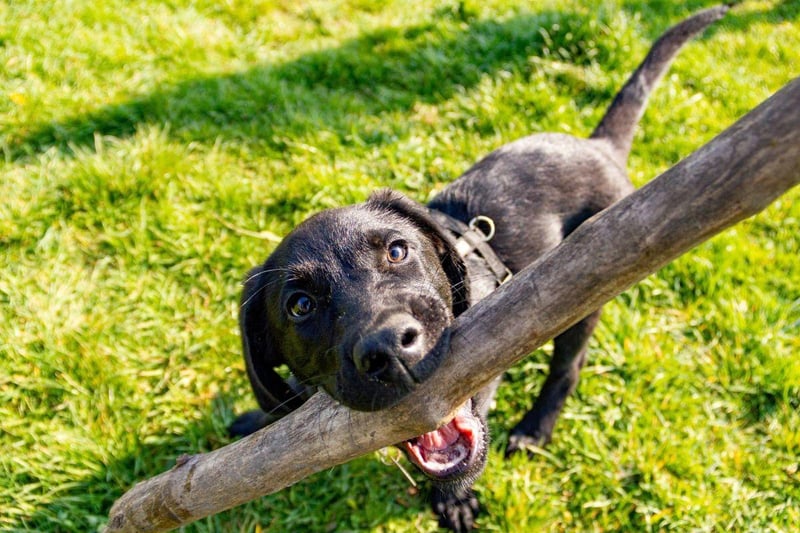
[106,78,800,533]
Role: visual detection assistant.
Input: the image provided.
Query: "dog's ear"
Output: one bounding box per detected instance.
[240,265,307,417]
[367,189,470,316]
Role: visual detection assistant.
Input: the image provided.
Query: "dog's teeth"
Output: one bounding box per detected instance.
[419,422,460,451]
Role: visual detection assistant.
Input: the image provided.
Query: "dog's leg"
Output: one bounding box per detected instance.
[228,409,273,437]
[430,376,501,532]
[431,484,480,533]
[505,310,600,456]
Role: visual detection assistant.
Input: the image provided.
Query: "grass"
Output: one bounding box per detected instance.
[1,0,798,531]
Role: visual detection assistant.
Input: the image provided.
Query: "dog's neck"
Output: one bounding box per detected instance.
[427,209,513,298]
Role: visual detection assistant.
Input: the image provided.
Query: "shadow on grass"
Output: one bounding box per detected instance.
[741,384,800,426]
[621,0,800,38]
[8,8,616,162]
[9,2,788,163]
[20,393,426,532]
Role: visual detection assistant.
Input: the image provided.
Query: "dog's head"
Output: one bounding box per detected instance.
[241,189,490,485]
[240,189,469,414]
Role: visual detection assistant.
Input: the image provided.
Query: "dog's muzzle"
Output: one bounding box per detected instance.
[332,294,452,412]
[352,313,426,384]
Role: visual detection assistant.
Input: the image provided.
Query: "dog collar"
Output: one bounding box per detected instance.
[428,210,513,287]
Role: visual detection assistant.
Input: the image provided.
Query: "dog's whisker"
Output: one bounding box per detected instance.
[242,267,291,285]
[239,283,270,310]
[263,389,311,418]
[239,274,301,310]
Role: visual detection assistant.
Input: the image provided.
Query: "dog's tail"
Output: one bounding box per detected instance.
[590,4,729,163]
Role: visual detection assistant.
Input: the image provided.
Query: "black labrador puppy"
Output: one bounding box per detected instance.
[231,6,728,531]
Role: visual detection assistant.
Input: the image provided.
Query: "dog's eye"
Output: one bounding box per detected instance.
[387,242,408,263]
[286,292,316,319]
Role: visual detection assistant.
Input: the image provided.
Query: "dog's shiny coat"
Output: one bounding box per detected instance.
[231,7,728,531]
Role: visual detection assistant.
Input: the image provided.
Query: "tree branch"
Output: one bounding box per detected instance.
[105,77,800,533]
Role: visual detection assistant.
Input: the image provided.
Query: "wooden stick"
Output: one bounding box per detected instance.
[105,77,800,533]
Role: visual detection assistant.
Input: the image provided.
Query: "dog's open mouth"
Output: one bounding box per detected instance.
[402,400,482,479]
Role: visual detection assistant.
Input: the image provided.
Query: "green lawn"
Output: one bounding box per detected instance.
[1,0,798,531]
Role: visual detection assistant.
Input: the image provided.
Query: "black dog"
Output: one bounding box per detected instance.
[231,6,728,531]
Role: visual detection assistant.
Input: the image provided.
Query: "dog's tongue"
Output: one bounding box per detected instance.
[417,422,461,451]
[402,405,479,478]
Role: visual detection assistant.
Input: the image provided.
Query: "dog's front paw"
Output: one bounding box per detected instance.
[505,430,548,459]
[431,485,480,532]
[228,409,280,437]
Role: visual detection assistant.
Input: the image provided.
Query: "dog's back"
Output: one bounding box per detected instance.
[429,5,730,270]
[428,4,728,464]
[231,7,729,531]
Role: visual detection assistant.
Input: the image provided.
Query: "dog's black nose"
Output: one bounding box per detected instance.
[352,318,424,383]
